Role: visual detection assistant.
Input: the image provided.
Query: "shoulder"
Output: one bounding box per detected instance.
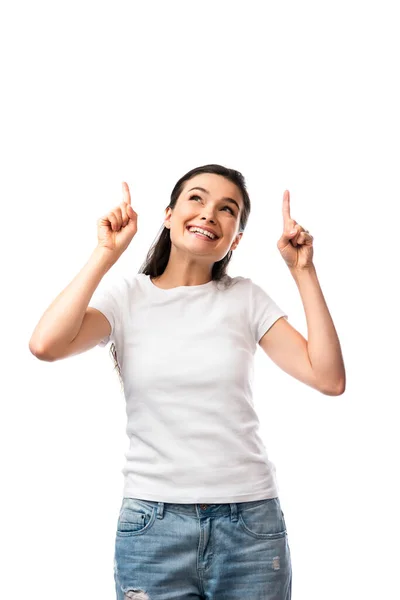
[214,274,249,291]
[214,276,273,302]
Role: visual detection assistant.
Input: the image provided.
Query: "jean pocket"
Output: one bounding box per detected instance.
[116,498,156,537]
[238,497,287,540]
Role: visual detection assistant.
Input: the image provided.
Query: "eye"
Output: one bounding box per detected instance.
[189,194,235,215]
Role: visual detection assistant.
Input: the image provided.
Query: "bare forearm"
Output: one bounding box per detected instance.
[29,246,115,356]
[290,264,346,394]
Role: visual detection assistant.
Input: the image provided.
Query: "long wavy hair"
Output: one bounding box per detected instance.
[110,163,252,390]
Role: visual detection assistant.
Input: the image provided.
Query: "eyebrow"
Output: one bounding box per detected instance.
[187,187,241,212]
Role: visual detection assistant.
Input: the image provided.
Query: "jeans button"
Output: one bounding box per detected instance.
[199,504,209,510]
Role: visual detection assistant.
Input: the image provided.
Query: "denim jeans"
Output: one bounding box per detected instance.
[114,496,292,599]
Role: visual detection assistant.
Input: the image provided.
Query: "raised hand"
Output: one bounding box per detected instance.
[97,182,138,262]
[276,190,314,270]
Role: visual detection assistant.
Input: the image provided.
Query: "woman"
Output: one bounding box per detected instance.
[29,163,346,600]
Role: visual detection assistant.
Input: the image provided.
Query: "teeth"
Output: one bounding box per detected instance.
[188,227,216,239]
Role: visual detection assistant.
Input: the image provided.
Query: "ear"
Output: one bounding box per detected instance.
[164,207,172,229]
[230,232,243,251]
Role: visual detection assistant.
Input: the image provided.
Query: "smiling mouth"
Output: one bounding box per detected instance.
[186,227,219,241]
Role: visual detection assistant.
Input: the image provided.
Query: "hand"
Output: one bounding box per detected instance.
[277,190,314,270]
[97,182,138,261]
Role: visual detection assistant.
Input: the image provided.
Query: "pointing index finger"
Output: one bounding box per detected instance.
[122,181,131,205]
[282,190,291,225]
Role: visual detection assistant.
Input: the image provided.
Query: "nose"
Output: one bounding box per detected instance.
[200,214,217,224]
[198,206,218,224]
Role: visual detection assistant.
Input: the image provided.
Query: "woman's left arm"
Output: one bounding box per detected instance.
[265,189,346,395]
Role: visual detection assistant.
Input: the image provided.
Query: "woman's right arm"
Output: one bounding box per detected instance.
[29,181,138,361]
[28,247,116,361]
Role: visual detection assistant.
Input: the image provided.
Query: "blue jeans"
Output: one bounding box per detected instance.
[114,496,292,599]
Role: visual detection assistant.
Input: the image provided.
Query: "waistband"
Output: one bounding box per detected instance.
[122,496,279,520]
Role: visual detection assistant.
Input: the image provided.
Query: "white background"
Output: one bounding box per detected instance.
[1,1,399,598]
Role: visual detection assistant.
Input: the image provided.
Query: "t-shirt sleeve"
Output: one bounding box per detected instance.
[249,279,288,344]
[88,274,123,347]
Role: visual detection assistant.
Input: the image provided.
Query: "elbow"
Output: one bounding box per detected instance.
[336,379,346,395]
[29,341,55,362]
[320,378,346,396]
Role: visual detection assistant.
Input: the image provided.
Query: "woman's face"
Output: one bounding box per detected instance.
[164,173,244,261]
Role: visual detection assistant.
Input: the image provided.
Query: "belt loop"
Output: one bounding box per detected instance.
[156,502,165,519]
[230,503,238,522]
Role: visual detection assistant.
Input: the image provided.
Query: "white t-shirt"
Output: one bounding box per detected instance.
[89,272,288,503]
